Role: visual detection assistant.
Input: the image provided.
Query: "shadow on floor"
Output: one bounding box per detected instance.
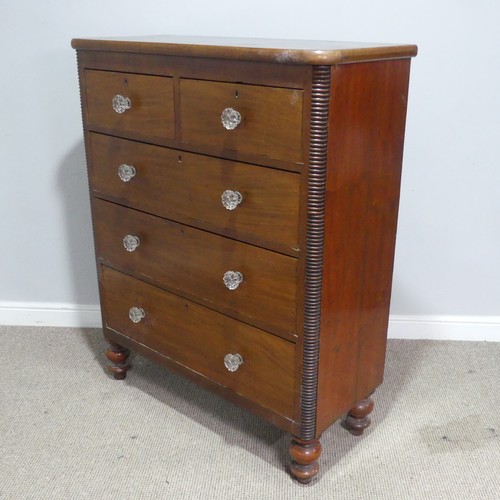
[80,327,429,479]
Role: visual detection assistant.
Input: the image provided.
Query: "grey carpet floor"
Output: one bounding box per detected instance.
[0,326,499,499]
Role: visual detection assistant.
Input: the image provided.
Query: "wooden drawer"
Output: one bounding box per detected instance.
[89,133,300,254]
[101,266,296,418]
[179,79,303,163]
[93,198,298,337]
[84,70,174,140]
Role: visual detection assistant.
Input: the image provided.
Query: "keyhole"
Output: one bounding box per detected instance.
[235,90,239,99]
[124,78,128,86]
[178,155,182,163]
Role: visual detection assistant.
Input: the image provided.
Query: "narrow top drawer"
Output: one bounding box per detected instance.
[179,79,303,164]
[83,70,175,141]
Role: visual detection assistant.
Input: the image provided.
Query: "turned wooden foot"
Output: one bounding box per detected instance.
[289,437,322,484]
[344,396,374,436]
[105,342,131,380]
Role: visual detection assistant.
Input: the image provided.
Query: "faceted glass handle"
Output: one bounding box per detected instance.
[112,94,131,114]
[223,271,243,290]
[221,107,241,130]
[129,306,145,323]
[118,164,136,182]
[224,353,243,372]
[221,190,242,210]
[123,234,140,252]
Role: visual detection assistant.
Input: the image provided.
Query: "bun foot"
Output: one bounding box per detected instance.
[289,437,321,483]
[344,396,374,436]
[105,342,131,380]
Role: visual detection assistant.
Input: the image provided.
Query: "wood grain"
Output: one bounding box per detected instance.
[103,327,299,433]
[101,266,296,418]
[72,35,418,65]
[84,70,174,141]
[89,133,301,255]
[315,59,412,435]
[74,36,417,482]
[93,198,298,338]
[180,79,303,163]
[78,50,308,171]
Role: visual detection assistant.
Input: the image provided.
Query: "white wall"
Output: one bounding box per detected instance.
[1,1,499,338]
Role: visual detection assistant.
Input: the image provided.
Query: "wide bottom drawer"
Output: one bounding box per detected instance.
[100,266,296,419]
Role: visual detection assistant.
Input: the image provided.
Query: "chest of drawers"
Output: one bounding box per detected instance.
[72,35,417,483]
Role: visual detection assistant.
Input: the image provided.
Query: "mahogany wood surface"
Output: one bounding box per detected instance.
[93,198,298,338]
[72,35,417,65]
[179,79,303,163]
[89,132,301,255]
[103,327,299,434]
[78,50,308,172]
[74,36,417,483]
[78,51,308,96]
[84,70,174,142]
[315,59,412,435]
[101,266,296,419]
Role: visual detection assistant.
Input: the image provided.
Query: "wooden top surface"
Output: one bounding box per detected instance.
[71,35,417,64]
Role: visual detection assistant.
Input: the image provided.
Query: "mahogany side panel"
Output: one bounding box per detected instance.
[315,59,412,435]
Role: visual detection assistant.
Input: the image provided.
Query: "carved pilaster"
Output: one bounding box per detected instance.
[301,65,331,441]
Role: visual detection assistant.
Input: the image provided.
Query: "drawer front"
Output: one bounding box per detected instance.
[101,266,296,418]
[84,70,174,140]
[179,79,303,163]
[89,133,300,253]
[93,199,298,336]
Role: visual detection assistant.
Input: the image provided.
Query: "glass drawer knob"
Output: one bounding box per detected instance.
[223,271,243,290]
[221,190,242,210]
[112,94,131,114]
[224,353,243,372]
[118,164,136,182]
[129,307,145,323]
[123,234,140,252]
[221,107,241,130]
